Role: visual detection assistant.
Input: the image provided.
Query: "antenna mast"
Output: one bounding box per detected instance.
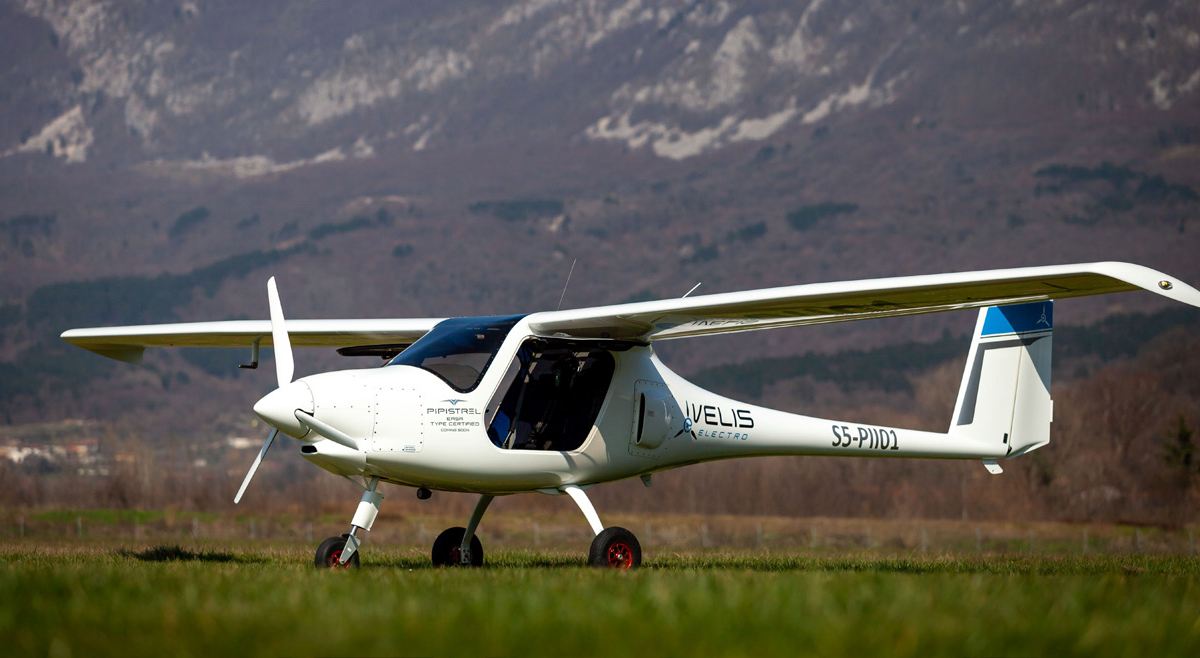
[555,258,577,311]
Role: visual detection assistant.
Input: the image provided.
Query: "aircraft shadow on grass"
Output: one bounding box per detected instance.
[368,554,585,570]
[118,545,243,563]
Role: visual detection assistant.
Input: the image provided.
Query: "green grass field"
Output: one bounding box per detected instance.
[3,539,1199,657]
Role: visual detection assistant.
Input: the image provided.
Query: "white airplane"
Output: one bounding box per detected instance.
[62,262,1200,569]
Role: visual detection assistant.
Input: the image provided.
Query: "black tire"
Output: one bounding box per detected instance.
[314,535,360,569]
[431,527,484,567]
[589,526,641,569]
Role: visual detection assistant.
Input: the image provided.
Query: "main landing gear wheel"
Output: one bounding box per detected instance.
[314,536,360,569]
[431,527,484,567]
[589,527,641,570]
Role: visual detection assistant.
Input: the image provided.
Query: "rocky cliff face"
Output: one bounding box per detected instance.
[5,0,1199,170]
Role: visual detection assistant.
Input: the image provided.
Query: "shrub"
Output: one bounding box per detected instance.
[0,303,21,328]
[168,206,210,238]
[308,216,374,240]
[468,199,564,222]
[728,222,766,241]
[785,202,858,231]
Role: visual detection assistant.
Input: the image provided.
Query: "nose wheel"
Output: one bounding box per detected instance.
[314,536,360,569]
[312,478,381,569]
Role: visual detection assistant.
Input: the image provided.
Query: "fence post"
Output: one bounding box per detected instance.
[77,516,82,538]
[701,523,709,548]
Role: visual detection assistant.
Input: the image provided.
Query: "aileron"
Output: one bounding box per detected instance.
[61,318,443,363]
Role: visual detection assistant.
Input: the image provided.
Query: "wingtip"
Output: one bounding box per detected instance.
[1089,262,1200,309]
[1156,278,1200,309]
[1131,265,1200,309]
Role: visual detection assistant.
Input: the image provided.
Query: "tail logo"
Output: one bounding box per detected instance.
[1036,306,1050,328]
[981,301,1054,336]
[673,417,698,440]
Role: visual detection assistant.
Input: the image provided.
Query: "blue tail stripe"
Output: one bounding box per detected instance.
[981,301,1053,336]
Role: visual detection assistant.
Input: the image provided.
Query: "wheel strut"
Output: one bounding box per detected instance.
[336,477,382,566]
[459,494,494,565]
[561,483,642,569]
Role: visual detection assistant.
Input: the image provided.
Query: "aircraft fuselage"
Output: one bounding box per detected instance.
[272,315,1006,495]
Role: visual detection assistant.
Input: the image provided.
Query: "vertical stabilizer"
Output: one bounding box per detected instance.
[950,301,1054,458]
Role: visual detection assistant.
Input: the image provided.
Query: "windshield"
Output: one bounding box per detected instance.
[386,315,525,392]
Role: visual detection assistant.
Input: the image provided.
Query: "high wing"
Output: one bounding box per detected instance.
[528,262,1200,341]
[61,262,1200,362]
[61,318,444,364]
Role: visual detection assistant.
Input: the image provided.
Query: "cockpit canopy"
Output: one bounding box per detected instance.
[386,315,526,392]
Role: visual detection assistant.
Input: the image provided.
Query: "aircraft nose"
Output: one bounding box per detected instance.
[253,381,314,439]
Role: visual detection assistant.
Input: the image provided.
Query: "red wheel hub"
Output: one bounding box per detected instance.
[606,542,633,569]
[329,549,348,569]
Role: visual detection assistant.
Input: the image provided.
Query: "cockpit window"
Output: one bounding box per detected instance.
[386,315,526,392]
[485,338,616,452]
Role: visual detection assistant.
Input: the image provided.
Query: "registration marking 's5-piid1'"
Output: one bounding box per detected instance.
[832,424,899,450]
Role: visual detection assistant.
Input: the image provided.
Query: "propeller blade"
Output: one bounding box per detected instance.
[234,428,278,504]
[267,276,294,387]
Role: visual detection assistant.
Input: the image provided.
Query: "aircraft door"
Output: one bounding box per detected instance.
[372,387,425,453]
[485,339,615,452]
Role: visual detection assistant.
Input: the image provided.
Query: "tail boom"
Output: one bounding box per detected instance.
[650,301,1058,467]
[655,366,1010,464]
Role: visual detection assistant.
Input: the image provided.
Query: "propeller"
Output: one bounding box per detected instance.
[267,276,293,388]
[234,428,278,504]
[234,276,295,504]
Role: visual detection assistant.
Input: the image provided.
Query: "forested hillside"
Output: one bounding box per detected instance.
[1,0,1198,522]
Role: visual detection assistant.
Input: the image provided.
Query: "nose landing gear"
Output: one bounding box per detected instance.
[314,535,360,569]
[314,477,381,569]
